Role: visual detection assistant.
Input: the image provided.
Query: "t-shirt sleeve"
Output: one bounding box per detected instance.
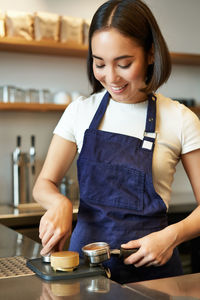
[181,105,200,154]
[53,100,79,143]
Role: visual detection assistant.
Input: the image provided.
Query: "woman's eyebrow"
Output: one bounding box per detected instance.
[92,54,134,61]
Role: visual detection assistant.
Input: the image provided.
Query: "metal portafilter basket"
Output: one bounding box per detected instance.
[82,242,138,267]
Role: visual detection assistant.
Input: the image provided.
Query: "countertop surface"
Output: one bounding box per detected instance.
[0,192,197,220]
[126,272,200,299]
[0,192,197,225]
[0,203,45,218]
[0,203,79,217]
[1,223,200,299]
[0,203,78,227]
[0,224,145,300]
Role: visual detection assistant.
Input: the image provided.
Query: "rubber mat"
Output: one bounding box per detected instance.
[27,258,105,281]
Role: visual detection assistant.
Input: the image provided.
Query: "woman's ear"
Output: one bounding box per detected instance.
[148,44,154,65]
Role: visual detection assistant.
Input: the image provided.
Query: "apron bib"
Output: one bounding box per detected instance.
[69,91,183,283]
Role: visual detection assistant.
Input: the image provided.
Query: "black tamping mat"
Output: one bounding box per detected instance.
[27,258,106,281]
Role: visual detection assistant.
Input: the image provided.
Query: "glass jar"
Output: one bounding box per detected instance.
[25,89,40,103]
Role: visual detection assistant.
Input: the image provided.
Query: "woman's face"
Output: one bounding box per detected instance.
[92,28,153,104]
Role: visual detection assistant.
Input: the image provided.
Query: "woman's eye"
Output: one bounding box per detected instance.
[95,64,105,69]
[118,63,132,69]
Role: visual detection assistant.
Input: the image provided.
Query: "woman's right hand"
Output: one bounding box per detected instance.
[39,197,73,256]
[32,136,77,256]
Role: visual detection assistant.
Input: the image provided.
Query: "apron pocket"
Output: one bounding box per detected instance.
[78,159,144,211]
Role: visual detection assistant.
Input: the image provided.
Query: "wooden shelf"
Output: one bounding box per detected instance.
[170,52,200,65]
[0,37,200,64]
[0,102,199,115]
[0,37,88,57]
[0,38,199,113]
[0,102,68,112]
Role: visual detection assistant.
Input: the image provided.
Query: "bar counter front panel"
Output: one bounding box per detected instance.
[1,224,200,299]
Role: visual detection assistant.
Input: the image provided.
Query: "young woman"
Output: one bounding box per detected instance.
[33,0,200,283]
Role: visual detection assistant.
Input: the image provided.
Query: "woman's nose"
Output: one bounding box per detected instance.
[107,67,120,83]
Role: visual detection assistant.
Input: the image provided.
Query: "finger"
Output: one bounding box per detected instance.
[41,229,54,247]
[124,249,144,265]
[40,239,55,256]
[40,247,50,256]
[145,260,160,267]
[39,221,45,239]
[134,257,155,267]
[121,240,140,249]
[39,219,51,239]
[40,231,63,255]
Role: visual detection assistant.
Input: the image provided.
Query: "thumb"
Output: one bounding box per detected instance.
[121,239,141,249]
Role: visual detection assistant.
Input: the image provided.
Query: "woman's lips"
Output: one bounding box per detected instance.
[110,84,127,94]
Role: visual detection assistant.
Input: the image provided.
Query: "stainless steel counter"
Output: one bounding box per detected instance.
[0,224,147,300]
[1,224,200,299]
[0,273,147,300]
[0,204,78,227]
[0,223,42,260]
[0,192,197,227]
[0,204,78,244]
[126,272,200,299]
[0,192,197,229]
[0,204,45,227]
[0,225,200,300]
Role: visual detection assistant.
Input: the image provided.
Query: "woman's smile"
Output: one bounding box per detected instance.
[110,84,128,93]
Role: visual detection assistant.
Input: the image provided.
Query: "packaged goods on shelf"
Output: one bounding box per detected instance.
[25,89,40,103]
[39,89,52,104]
[0,85,54,104]
[5,11,33,40]
[83,19,90,46]
[53,91,71,104]
[1,85,17,103]
[60,16,83,44]
[34,11,60,41]
[0,10,5,37]
[26,88,52,103]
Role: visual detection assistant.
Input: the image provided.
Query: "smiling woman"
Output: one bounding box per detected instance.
[91,28,152,103]
[87,0,171,96]
[33,0,200,285]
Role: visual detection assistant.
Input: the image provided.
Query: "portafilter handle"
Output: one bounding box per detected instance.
[110,247,138,259]
[120,247,138,259]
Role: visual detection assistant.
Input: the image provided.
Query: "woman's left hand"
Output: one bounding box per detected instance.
[121,226,177,267]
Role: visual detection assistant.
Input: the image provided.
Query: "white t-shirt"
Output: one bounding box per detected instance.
[54,90,200,208]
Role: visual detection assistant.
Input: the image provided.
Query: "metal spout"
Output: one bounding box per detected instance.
[29,135,36,175]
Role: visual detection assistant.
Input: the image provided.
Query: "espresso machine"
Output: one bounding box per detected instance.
[12,135,36,207]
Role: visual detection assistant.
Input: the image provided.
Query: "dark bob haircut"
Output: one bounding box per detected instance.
[87,0,171,95]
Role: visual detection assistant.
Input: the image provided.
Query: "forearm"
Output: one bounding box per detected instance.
[33,135,77,210]
[166,205,200,248]
[33,177,73,212]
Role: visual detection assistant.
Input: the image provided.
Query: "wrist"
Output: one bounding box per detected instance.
[55,195,73,210]
[162,223,184,248]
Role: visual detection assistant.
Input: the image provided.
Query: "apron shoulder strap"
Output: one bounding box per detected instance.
[89,92,110,130]
[142,94,157,150]
[144,93,157,134]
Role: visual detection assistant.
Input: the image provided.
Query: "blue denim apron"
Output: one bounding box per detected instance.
[69,91,183,283]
